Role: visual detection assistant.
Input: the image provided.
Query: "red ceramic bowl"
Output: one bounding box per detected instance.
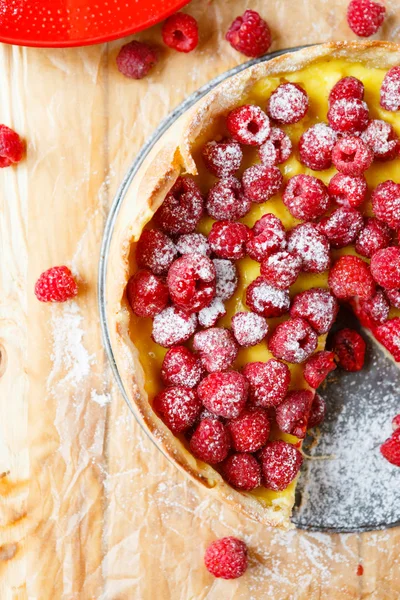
[0,0,190,48]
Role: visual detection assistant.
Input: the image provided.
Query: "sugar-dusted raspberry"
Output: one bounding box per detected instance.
[225,9,271,58]
[287,223,330,273]
[361,120,399,161]
[162,12,198,52]
[246,213,286,262]
[190,418,230,464]
[204,537,248,579]
[161,346,204,388]
[202,138,243,178]
[317,206,363,248]
[223,453,262,490]
[304,351,337,388]
[283,174,330,221]
[152,306,197,347]
[298,123,337,171]
[246,277,290,317]
[328,98,369,134]
[307,393,327,428]
[206,176,251,221]
[329,256,375,299]
[176,233,210,256]
[167,254,216,313]
[193,327,238,372]
[155,177,204,235]
[328,173,368,209]
[347,0,386,37]
[331,328,366,372]
[267,83,309,125]
[242,360,291,407]
[385,288,400,309]
[242,165,283,203]
[197,371,248,419]
[290,288,339,335]
[136,229,177,275]
[209,221,252,260]
[380,429,400,467]
[276,390,314,439]
[126,270,169,318]
[269,318,318,364]
[355,217,392,258]
[116,40,157,79]
[227,104,270,146]
[259,127,292,166]
[375,318,400,361]
[154,386,201,433]
[329,76,365,105]
[198,297,226,328]
[260,440,303,491]
[370,247,400,290]
[34,266,78,303]
[260,251,302,289]
[227,407,270,452]
[360,290,390,325]
[231,311,268,347]
[0,124,24,167]
[380,66,400,112]
[392,414,400,431]
[331,136,373,176]
[372,180,400,229]
[213,259,238,300]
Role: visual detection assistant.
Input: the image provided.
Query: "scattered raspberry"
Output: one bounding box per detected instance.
[242,360,291,407]
[328,98,369,134]
[283,174,330,221]
[193,327,238,372]
[204,537,248,579]
[213,259,238,300]
[260,251,302,289]
[371,180,400,229]
[375,318,400,361]
[198,297,226,328]
[267,83,309,125]
[328,173,368,209]
[231,311,268,347]
[154,386,201,433]
[392,414,400,431]
[331,136,373,176]
[360,290,390,325]
[298,123,337,171]
[208,221,252,260]
[202,138,243,177]
[0,124,24,167]
[380,428,400,467]
[276,390,314,439]
[227,104,270,146]
[223,453,262,490]
[225,9,271,58]
[152,306,197,347]
[167,254,216,312]
[361,119,399,161]
[259,440,303,491]
[328,256,375,300]
[287,223,331,273]
[197,371,248,419]
[268,318,318,364]
[329,76,365,104]
[161,346,204,388]
[307,393,327,428]
[162,12,199,53]
[290,288,339,335]
[347,0,386,37]
[385,288,400,309]
[304,351,337,388]
[190,418,230,464]
[206,176,251,221]
[380,66,400,112]
[317,206,363,248]
[34,266,78,303]
[136,229,177,275]
[116,40,157,79]
[259,127,292,166]
[246,214,286,262]
[227,408,270,452]
[246,276,290,317]
[126,270,169,318]
[331,328,366,372]
[176,233,210,256]
[242,165,283,203]
[155,177,204,234]
[370,247,400,290]
[355,217,392,258]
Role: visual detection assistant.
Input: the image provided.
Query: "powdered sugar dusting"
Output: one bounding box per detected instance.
[213,258,238,300]
[198,296,226,328]
[152,306,197,347]
[287,223,330,273]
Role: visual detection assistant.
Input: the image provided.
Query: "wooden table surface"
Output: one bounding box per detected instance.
[1,1,400,598]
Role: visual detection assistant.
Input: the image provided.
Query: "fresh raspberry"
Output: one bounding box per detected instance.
[355,217,392,258]
[223,453,262,490]
[307,393,327,428]
[329,76,365,104]
[259,440,303,491]
[167,254,216,312]
[161,346,204,388]
[380,429,400,467]
[269,318,318,364]
[204,537,248,579]
[242,360,291,408]
[116,40,157,79]
[227,408,270,452]
[392,414,400,431]
[347,0,386,37]
[287,223,331,273]
[304,351,337,388]
[152,306,197,347]
[197,371,248,419]
[361,120,399,161]
[290,288,339,335]
[227,104,270,146]
[176,233,210,256]
[331,136,373,176]
[0,124,24,167]
[231,311,268,347]
[331,328,366,372]
[202,138,243,178]
[198,297,226,328]
[328,256,375,300]
[360,290,390,325]
[267,83,309,125]
[276,390,314,439]
[126,270,169,318]
[162,12,199,53]
[385,288,400,309]
[298,123,337,171]
[155,177,204,235]
[371,180,400,229]
[136,229,177,275]
[328,173,368,208]
[34,266,78,303]
[193,327,238,373]
[246,277,290,317]
[154,386,201,433]
[260,251,302,289]
[328,98,369,134]
[225,9,271,58]
[246,214,286,262]
[259,127,292,166]
[208,221,252,260]
[317,207,363,248]
[374,318,400,361]
[213,259,238,300]
[283,174,330,221]
[242,165,283,203]
[190,418,230,464]
[370,247,400,290]
[206,176,251,221]
[380,67,400,112]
